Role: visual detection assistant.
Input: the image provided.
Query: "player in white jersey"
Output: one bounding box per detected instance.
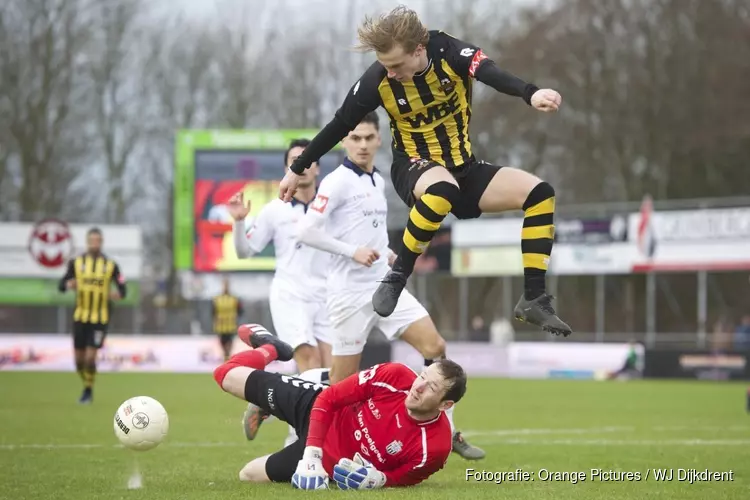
[228,139,333,373]
[229,140,334,441]
[295,112,485,460]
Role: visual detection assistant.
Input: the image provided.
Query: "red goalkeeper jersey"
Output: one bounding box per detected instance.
[306,362,452,487]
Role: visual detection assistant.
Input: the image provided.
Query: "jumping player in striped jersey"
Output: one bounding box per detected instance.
[277,6,572,337]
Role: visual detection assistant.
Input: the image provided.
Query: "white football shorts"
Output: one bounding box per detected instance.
[269,288,333,351]
[330,287,428,356]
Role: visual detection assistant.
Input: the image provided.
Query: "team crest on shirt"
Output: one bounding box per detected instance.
[438,78,456,94]
[386,440,403,455]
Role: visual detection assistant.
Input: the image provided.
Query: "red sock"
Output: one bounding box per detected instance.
[232,346,278,368]
[213,346,279,388]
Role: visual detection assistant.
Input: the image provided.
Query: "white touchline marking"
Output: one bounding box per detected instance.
[0,442,246,450]
[651,425,750,432]
[472,438,750,446]
[460,426,633,438]
[2,425,748,451]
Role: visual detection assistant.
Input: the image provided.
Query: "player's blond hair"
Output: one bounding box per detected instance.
[355,5,429,54]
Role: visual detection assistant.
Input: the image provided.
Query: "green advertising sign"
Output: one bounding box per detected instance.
[0,278,140,305]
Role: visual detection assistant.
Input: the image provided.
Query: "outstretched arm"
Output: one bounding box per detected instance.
[233,221,254,258]
[288,63,384,175]
[473,61,539,105]
[475,61,560,111]
[234,206,274,258]
[443,32,559,111]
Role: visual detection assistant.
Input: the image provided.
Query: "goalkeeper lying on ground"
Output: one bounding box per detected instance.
[213,323,467,489]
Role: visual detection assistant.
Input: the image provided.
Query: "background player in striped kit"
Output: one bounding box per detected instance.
[58,227,126,404]
[212,278,243,361]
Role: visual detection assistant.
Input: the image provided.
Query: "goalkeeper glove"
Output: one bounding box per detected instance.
[292,446,329,490]
[333,453,386,490]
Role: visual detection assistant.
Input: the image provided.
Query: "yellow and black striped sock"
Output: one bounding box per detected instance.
[83,362,97,389]
[522,182,556,300]
[76,361,85,384]
[397,181,460,276]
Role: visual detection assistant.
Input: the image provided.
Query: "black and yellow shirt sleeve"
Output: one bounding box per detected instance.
[289,62,384,174]
[289,30,540,173]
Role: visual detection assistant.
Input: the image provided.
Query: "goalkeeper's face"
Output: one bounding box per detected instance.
[405,363,452,415]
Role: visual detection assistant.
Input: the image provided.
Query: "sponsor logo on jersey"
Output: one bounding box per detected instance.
[367,398,382,420]
[469,50,489,78]
[311,194,329,213]
[405,92,460,128]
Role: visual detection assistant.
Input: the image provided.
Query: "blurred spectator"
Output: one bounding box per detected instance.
[490,316,515,345]
[468,315,489,342]
[710,316,732,352]
[733,315,750,350]
[607,339,643,380]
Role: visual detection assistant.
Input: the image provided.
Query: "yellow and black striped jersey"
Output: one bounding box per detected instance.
[59,253,127,325]
[289,30,538,174]
[212,294,242,334]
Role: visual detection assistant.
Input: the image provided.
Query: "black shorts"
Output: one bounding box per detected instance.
[73,322,108,350]
[243,370,326,482]
[390,150,503,220]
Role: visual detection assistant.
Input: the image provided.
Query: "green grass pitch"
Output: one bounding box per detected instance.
[1,372,748,499]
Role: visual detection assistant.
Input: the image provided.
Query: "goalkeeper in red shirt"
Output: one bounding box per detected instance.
[213,323,467,489]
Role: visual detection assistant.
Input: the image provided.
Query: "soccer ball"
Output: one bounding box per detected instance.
[113,396,169,451]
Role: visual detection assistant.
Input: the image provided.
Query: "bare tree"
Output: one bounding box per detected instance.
[462,0,750,333]
[0,0,95,221]
[482,0,750,204]
[208,1,280,128]
[134,16,226,280]
[86,0,148,223]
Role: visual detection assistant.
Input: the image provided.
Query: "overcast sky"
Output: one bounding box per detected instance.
[162,0,543,32]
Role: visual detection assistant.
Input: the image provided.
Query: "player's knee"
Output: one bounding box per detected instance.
[425,181,461,207]
[523,181,555,210]
[238,466,258,482]
[419,335,446,360]
[239,458,271,483]
[293,344,321,372]
[213,362,234,389]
